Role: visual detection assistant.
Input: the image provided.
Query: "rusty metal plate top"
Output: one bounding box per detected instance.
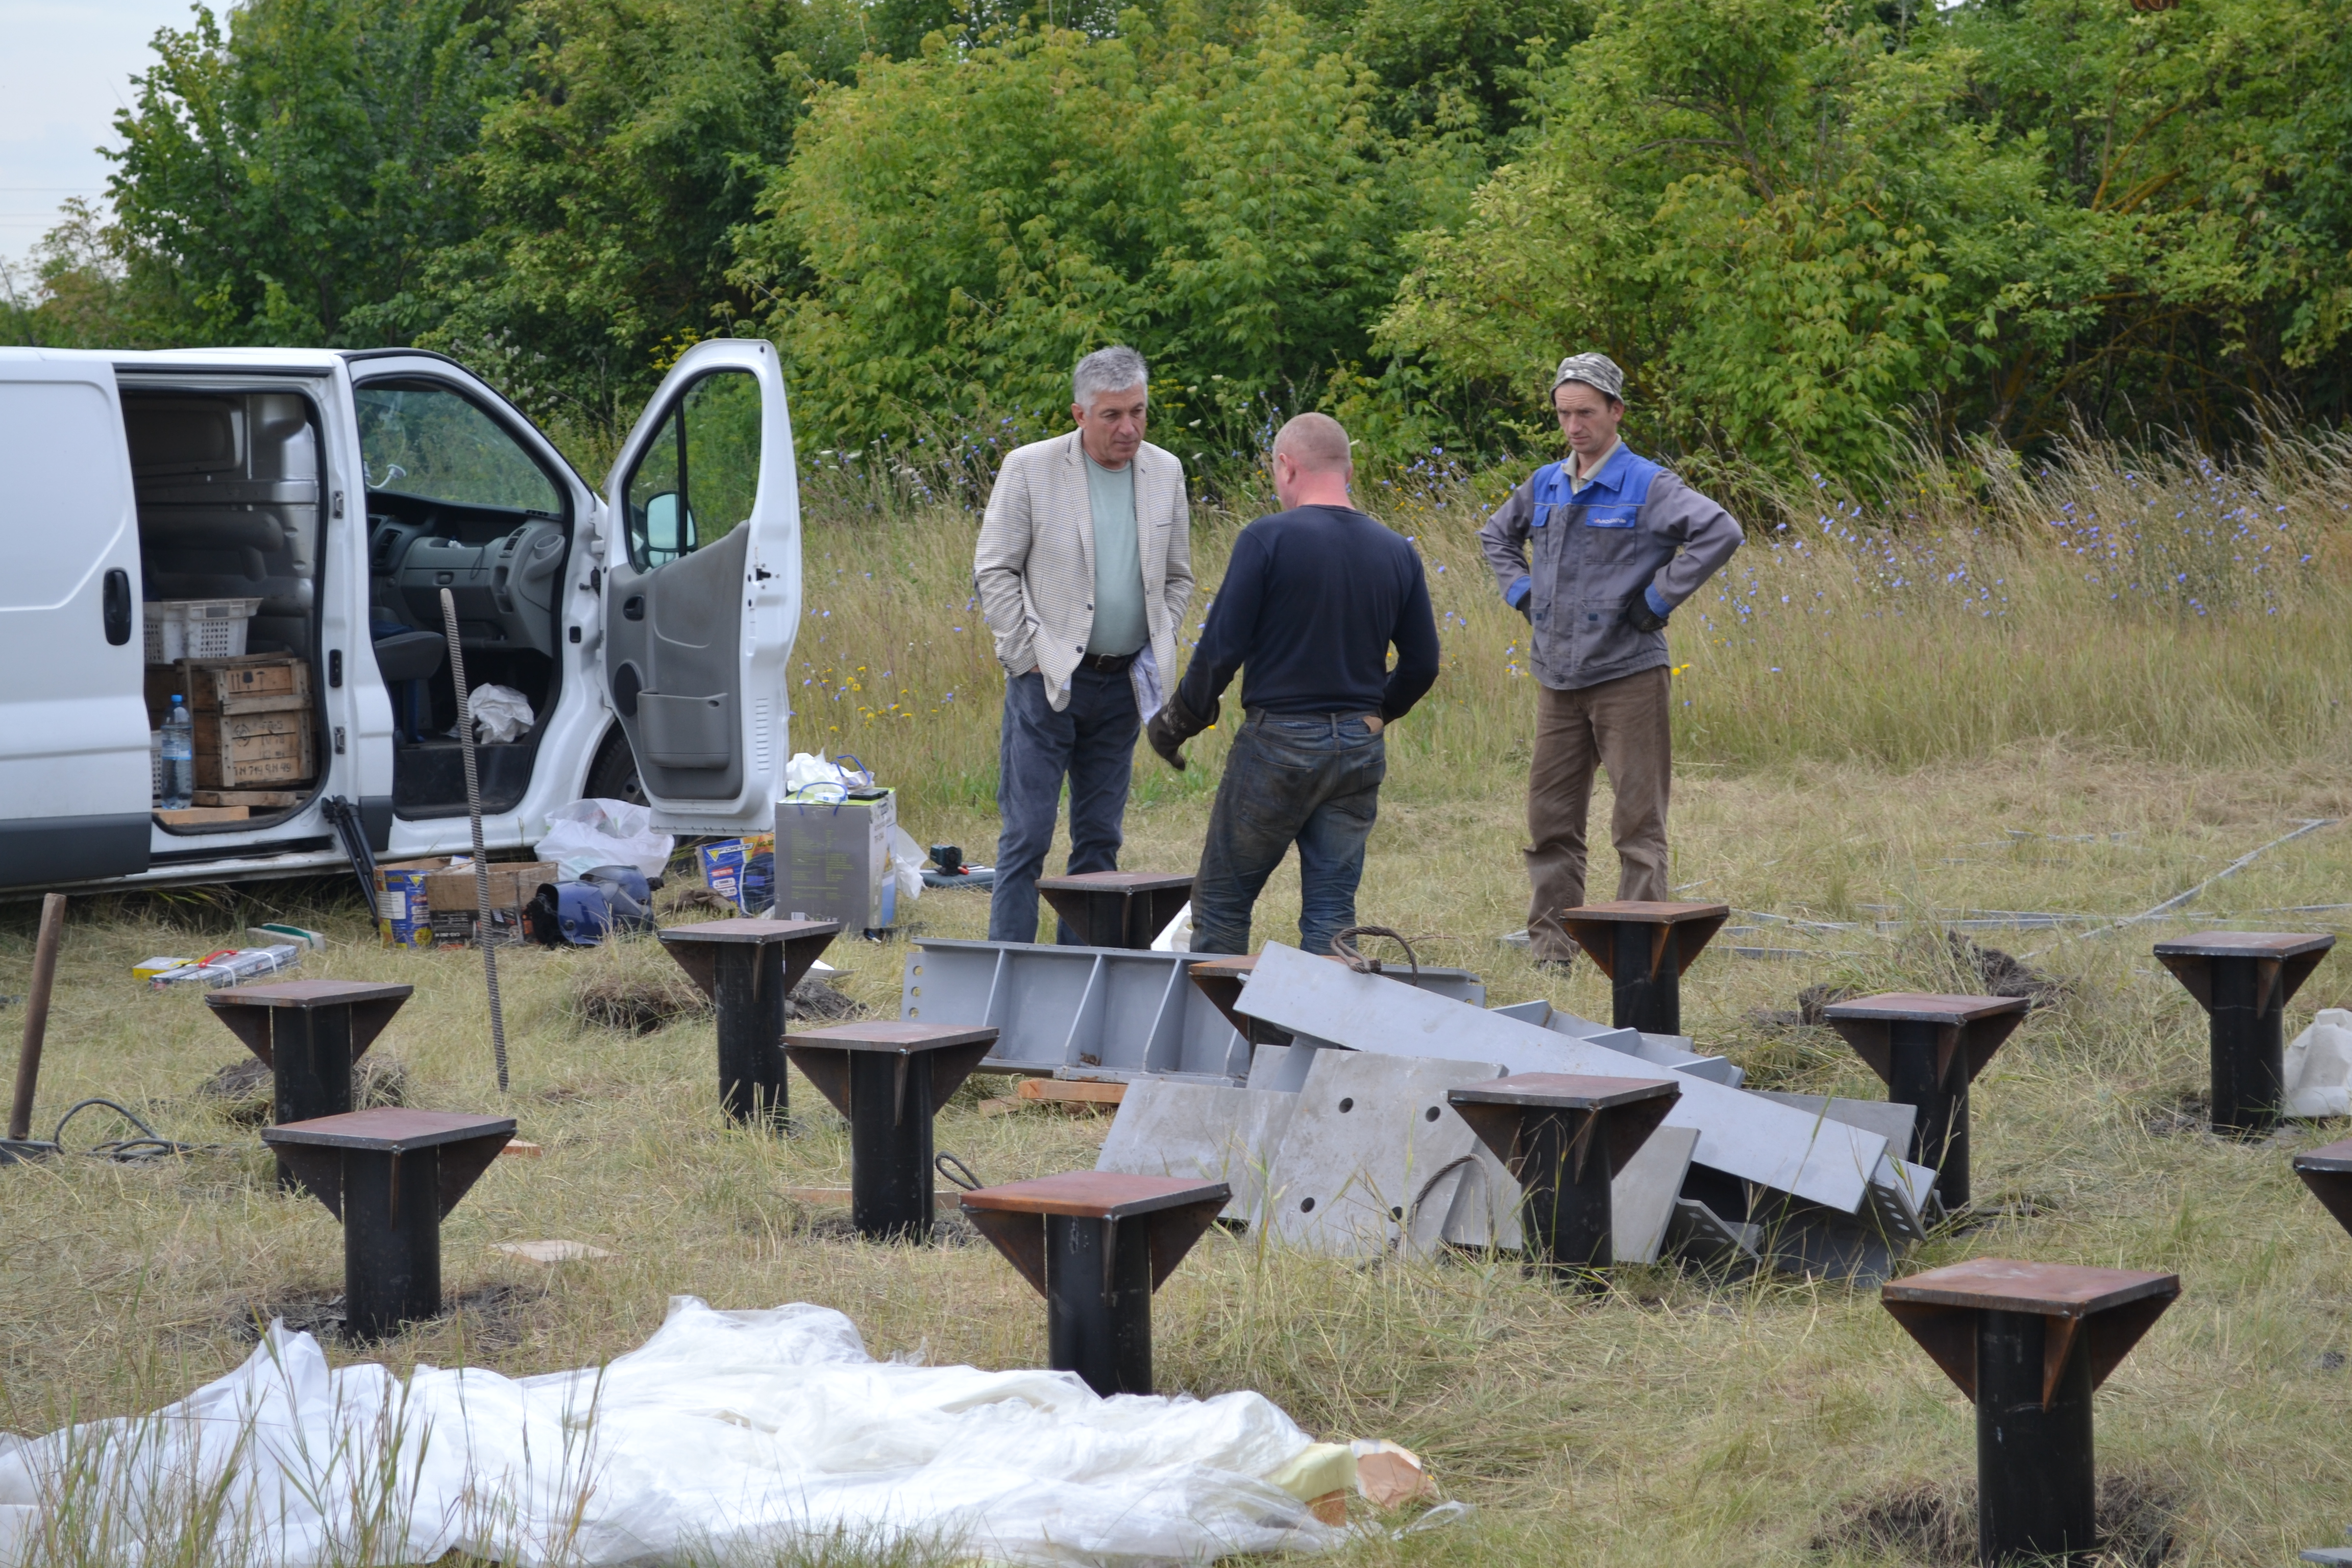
[2294,1138,2352,1174]
[1881,1257,2179,1317]
[656,918,842,945]
[1823,992,2031,1024]
[1447,1072,1681,1111]
[1186,955,1259,979]
[1036,871,1196,893]
[785,1021,998,1054]
[261,1108,517,1152]
[206,979,414,1009]
[2151,931,2335,959]
[1560,900,1732,925]
[961,1170,1229,1220]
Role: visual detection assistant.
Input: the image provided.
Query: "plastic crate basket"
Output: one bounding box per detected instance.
[144,599,261,665]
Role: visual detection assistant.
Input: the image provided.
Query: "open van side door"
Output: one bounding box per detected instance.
[601,339,800,830]
[0,353,151,888]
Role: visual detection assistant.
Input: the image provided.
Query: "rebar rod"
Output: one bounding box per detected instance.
[440,589,509,1094]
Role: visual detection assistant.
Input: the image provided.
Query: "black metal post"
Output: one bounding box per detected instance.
[341,1146,444,1340]
[1045,1213,1154,1396]
[713,942,788,1126]
[270,1006,356,1190]
[1975,1309,2096,1566]
[1518,1108,1614,1283]
[1889,1019,1969,1208]
[848,1050,936,1242]
[1610,923,1676,1036]
[2207,956,2283,1136]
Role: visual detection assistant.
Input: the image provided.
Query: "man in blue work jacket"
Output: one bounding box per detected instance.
[1480,353,1743,969]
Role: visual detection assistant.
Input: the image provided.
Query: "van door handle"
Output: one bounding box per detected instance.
[102,569,132,646]
[623,595,645,621]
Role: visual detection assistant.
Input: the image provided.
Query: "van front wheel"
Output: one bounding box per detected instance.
[585,725,647,807]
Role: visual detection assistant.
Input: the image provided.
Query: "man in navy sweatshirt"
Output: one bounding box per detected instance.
[1146,412,1440,954]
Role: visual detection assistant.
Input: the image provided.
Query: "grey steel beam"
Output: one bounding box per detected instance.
[900,939,1251,1082]
[1237,942,1925,1234]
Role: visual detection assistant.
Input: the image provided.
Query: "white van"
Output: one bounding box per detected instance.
[0,340,802,894]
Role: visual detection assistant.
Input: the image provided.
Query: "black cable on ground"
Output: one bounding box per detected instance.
[49,1098,220,1160]
[935,1152,984,1191]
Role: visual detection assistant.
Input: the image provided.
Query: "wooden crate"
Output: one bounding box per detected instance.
[180,655,315,789]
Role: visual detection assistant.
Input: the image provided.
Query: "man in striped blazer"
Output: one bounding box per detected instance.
[974,346,1195,943]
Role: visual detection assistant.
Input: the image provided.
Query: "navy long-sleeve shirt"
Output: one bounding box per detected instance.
[1174,504,1440,723]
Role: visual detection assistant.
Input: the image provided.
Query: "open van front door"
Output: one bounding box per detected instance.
[0,353,151,889]
[601,339,800,831]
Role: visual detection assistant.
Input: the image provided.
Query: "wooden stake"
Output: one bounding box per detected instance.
[8,893,67,1141]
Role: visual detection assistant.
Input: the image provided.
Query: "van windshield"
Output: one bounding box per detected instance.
[356,382,561,515]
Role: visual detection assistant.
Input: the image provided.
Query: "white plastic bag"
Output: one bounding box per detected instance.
[467,683,534,744]
[1149,899,1194,951]
[888,825,923,910]
[2286,1007,2352,1119]
[534,798,674,880]
[783,751,873,796]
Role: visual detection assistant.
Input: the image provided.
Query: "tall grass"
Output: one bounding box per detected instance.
[786,425,2352,826]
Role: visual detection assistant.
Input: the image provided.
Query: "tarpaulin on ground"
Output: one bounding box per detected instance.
[0,1297,1342,1566]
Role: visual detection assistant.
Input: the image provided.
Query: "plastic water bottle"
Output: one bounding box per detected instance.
[161,696,195,809]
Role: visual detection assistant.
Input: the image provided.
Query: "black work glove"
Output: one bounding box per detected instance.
[1514,594,1533,623]
[1146,692,1213,771]
[1625,590,1670,634]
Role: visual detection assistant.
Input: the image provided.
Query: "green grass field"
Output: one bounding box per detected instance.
[6,430,2352,1565]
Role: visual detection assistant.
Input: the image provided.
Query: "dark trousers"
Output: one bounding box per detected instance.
[1525,666,1672,963]
[1190,712,1386,957]
[989,667,1140,943]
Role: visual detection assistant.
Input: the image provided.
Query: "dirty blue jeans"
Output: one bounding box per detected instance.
[989,666,1140,943]
[1190,711,1386,956]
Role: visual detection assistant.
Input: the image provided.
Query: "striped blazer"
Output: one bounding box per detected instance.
[974,430,1194,715]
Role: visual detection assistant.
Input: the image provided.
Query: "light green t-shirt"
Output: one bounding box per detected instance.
[1084,452,1147,656]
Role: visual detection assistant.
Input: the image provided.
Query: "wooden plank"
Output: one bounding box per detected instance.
[155,806,251,825]
[195,789,303,807]
[1017,1078,1127,1106]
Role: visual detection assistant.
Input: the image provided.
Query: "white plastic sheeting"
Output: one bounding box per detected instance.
[534,797,675,880]
[2287,1008,2352,1119]
[0,1298,1341,1567]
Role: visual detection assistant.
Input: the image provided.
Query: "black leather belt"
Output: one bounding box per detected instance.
[1077,651,1137,672]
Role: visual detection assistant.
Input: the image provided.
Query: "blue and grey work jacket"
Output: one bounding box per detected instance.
[1479,444,1743,691]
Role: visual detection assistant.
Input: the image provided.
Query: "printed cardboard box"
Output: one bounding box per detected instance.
[377,857,459,948]
[423,861,560,947]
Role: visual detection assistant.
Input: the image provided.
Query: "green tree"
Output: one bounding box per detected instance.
[747,4,1482,460]
[421,0,865,444]
[103,0,521,346]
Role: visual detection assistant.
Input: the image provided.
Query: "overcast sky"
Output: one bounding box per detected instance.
[0,0,199,261]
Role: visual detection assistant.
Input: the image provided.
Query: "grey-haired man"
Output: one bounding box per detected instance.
[1479,353,1743,967]
[975,345,1194,943]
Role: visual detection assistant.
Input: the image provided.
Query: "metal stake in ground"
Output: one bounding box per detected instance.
[5,892,66,1155]
[785,1021,997,1240]
[1823,993,2030,1210]
[1881,1259,2178,1567]
[657,918,842,1126]
[1448,1072,1680,1285]
[2152,931,2335,1135]
[1555,901,1730,1035]
[440,587,508,1094]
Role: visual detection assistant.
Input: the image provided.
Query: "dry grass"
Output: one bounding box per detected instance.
[6,428,2352,1565]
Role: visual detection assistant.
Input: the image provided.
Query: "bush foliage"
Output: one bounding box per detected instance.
[5,0,2349,476]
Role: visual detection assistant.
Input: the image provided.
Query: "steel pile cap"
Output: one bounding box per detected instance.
[2293,1138,2352,1237]
[657,917,842,1126]
[1882,1258,2180,1567]
[207,979,416,1187]
[961,1171,1230,1396]
[1037,871,1195,949]
[262,1108,517,1341]
[1824,992,2029,1210]
[1449,1072,1682,1283]
[1555,900,1731,1035]
[2152,930,2336,1135]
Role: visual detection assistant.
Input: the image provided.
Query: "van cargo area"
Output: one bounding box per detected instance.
[354,378,571,819]
[127,388,326,833]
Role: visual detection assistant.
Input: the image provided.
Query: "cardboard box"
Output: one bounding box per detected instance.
[377,856,457,948]
[698,833,773,911]
[776,790,896,930]
[423,860,560,947]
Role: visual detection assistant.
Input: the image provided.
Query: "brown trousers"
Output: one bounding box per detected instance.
[1524,666,1672,962]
